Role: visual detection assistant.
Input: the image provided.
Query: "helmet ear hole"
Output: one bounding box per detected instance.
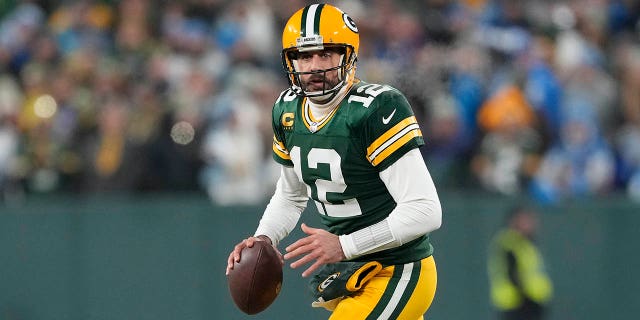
[286,51,298,60]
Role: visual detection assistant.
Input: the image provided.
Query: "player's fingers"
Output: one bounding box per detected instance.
[285,236,312,254]
[285,236,321,260]
[283,244,309,260]
[228,250,237,265]
[227,244,244,274]
[301,223,325,236]
[289,249,318,269]
[245,237,257,247]
[302,260,324,278]
[226,237,260,274]
[300,223,317,235]
[226,254,234,275]
[232,239,252,262]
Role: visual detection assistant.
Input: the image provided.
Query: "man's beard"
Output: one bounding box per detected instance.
[303,74,339,93]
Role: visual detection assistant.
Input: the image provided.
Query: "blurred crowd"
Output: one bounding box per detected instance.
[1,0,640,205]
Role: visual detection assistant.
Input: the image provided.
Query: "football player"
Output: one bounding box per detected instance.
[227,4,442,319]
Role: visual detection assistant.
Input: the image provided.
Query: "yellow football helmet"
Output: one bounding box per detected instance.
[281,4,359,98]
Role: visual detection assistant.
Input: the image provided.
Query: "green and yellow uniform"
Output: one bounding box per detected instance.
[271,80,437,319]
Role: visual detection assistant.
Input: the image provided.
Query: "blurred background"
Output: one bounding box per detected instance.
[0,0,638,319]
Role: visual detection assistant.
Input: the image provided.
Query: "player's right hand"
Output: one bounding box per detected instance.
[226,236,282,275]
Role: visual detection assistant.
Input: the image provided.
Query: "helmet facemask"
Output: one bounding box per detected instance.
[282,44,357,99]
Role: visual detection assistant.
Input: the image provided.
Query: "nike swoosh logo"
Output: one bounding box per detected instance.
[382,108,397,124]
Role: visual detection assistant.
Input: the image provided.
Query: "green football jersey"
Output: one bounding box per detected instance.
[271,80,433,264]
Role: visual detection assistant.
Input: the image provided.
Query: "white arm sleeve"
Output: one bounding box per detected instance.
[254,165,308,246]
[339,148,442,259]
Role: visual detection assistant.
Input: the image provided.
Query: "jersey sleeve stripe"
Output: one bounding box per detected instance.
[366,116,420,156]
[368,125,422,166]
[366,116,418,155]
[273,135,291,160]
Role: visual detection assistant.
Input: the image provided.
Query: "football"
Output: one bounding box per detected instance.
[227,240,283,315]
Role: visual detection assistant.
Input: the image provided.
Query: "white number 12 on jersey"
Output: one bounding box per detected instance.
[290,146,363,217]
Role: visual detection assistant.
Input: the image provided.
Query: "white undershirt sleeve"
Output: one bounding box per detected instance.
[254,165,308,247]
[339,148,442,260]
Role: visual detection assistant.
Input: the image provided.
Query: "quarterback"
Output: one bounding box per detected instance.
[226,3,442,319]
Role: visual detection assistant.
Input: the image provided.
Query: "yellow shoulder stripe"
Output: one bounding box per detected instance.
[273,135,291,160]
[366,116,422,166]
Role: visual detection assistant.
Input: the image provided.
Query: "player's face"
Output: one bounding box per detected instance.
[295,49,342,92]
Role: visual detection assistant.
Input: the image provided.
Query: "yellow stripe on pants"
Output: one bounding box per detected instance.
[329,256,437,320]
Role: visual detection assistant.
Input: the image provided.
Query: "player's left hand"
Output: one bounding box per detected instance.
[284,223,346,277]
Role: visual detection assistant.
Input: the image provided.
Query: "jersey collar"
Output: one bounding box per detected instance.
[302,82,354,133]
